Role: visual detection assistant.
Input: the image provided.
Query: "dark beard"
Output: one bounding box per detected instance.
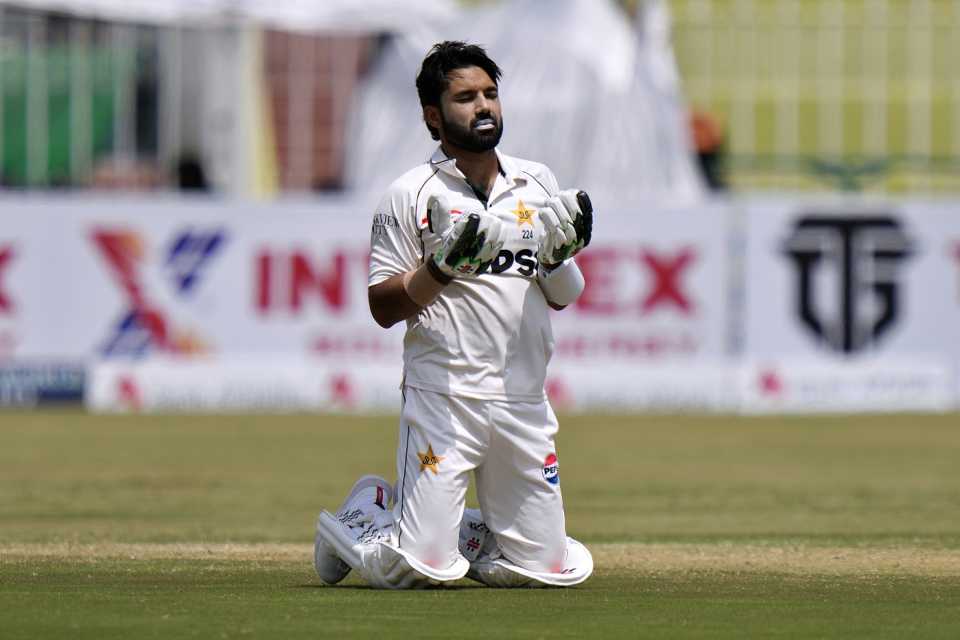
[441,110,503,153]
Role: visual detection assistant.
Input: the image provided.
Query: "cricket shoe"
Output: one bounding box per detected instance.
[458,508,498,563]
[314,474,393,585]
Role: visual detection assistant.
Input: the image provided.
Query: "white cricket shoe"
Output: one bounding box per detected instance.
[313,474,393,585]
[458,508,498,562]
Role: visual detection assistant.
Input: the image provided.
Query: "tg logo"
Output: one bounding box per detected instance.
[783,215,912,354]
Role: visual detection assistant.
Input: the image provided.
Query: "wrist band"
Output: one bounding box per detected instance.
[426,257,454,285]
[537,258,585,307]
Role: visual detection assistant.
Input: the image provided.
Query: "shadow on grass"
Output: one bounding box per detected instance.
[294,583,496,591]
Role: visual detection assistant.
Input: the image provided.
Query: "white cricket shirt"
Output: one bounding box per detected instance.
[369,147,561,401]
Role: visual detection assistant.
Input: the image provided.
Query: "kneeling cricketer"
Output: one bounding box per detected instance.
[314,40,595,589]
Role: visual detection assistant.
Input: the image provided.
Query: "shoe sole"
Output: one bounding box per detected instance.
[316,510,365,573]
[314,532,351,585]
[314,475,393,585]
[318,511,473,588]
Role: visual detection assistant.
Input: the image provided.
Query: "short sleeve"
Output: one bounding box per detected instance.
[543,166,561,195]
[368,184,422,286]
[523,161,560,198]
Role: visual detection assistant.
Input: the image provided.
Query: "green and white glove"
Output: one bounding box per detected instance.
[539,189,593,267]
[427,193,508,280]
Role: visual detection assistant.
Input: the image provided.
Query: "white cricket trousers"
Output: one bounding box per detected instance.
[393,386,568,575]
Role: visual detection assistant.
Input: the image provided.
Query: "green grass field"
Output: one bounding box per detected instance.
[2,411,960,638]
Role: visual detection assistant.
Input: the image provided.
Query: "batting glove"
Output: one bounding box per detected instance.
[539,189,593,267]
[427,193,508,279]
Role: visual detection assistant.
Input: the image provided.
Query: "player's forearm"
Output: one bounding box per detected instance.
[368,262,451,328]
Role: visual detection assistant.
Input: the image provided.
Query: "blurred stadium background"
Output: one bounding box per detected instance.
[0,0,958,414]
[2,0,959,194]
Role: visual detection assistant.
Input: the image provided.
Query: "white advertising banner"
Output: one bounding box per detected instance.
[743,198,960,359]
[1,196,399,362]
[554,200,730,360]
[0,196,732,412]
[7,194,959,414]
[740,198,960,413]
[739,359,954,414]
[86,359,403,413]
[547,199,735,412]
[546,362,738,413]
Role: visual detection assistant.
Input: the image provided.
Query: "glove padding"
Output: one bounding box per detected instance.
[427,193,508,278]
[539,189,593,266]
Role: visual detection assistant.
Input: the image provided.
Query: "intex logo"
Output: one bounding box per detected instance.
[574,247,697,315]
[783,215,912,353]
[93,228,226,357]
[256,250,348,313]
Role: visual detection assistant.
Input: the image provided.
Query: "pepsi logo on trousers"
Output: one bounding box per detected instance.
[543,453,559,485]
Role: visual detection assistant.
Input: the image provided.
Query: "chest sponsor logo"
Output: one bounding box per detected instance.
[783,215,912,353]
[476,249,538,278]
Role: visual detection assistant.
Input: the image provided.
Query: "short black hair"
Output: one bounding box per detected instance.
[415,41,502,141]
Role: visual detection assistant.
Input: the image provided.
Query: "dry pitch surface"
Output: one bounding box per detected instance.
[4,541,960,576]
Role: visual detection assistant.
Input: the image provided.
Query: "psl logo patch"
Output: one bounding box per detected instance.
[542,453,559,485]
[418,444,445,475]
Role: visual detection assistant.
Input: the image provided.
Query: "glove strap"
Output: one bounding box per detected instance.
[426,256,454,285]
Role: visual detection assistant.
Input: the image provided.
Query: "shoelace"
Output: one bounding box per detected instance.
[337,508,369,529]
[356,523,391,544]
[338,506,393,544]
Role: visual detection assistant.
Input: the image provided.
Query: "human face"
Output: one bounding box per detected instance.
[431,66,503,153]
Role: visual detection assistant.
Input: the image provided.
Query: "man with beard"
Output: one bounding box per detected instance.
[314,41,595,589]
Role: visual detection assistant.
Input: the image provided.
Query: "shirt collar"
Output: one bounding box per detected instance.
[429,146,460,178]
[429,146,522,185]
